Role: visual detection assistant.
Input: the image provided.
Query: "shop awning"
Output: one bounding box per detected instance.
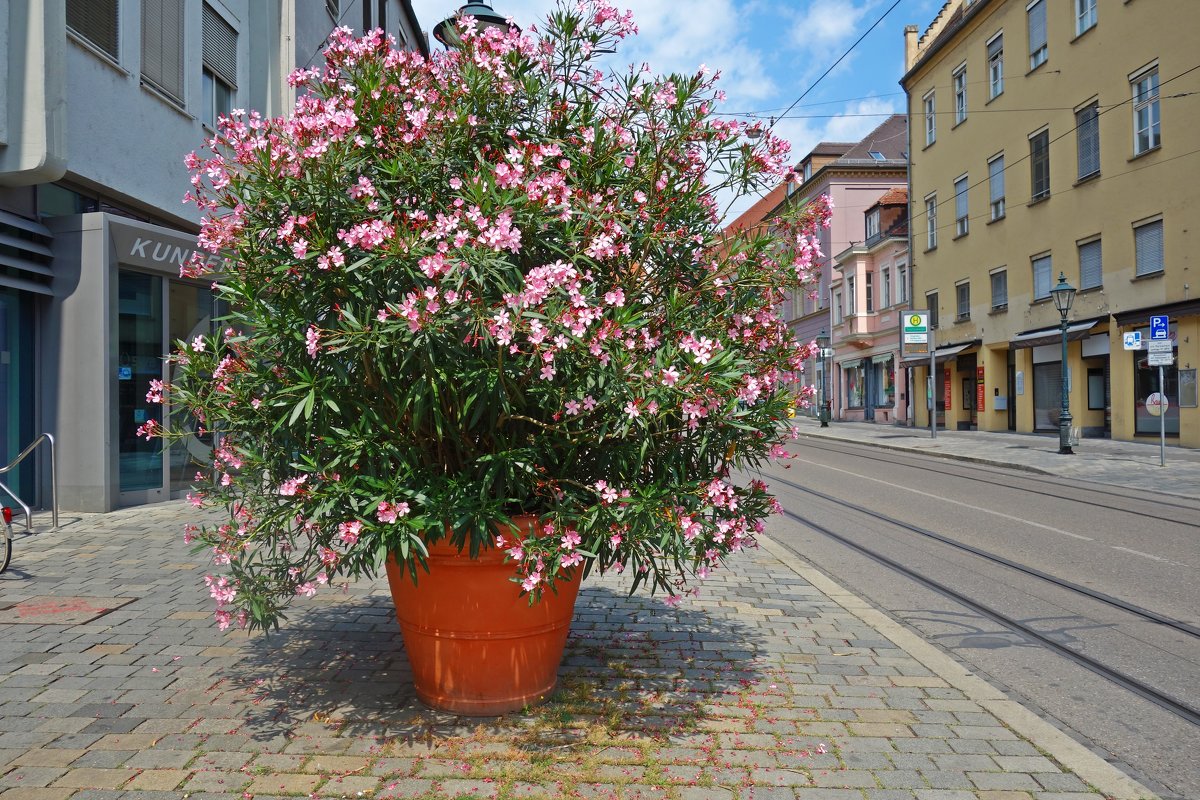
[1009,320,1096,349]
[900,343,971,365]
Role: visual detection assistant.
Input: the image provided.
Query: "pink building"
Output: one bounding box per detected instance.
[830,188,911,424]
[783,116,909,419]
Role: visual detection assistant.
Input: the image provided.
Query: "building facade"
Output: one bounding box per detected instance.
[901,0,1199,444]
[1,0,425,511]
[830,187,910,424]
[783,116,910,420]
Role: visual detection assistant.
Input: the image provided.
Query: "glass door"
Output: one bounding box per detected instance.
[117,271,166,504]
[1,288,36,501]
[167,282,218,497]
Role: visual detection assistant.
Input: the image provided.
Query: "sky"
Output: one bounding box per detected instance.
[408,0,946,220]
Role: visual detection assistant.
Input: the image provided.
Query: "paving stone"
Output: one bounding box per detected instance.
[124,768,192,790]
[49,767,137,788]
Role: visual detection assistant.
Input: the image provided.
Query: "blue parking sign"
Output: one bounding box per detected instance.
[1150,315,1169,340]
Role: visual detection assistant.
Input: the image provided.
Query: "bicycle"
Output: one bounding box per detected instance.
[1,506,11,573]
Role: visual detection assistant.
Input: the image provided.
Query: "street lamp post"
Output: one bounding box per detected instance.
[432,1,518,49]
[815,330,830,427]
[1050,272,1077,455]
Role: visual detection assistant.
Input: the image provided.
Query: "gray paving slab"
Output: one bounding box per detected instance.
[0,501,1161,799]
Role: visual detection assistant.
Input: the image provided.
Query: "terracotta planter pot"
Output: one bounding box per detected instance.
[385,515,583,715]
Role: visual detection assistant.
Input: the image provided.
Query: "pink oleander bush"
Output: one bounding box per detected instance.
[152,0,831,631]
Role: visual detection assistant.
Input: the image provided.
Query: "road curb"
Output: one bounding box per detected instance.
[757,533,1161,800]
[794,431,1056,476]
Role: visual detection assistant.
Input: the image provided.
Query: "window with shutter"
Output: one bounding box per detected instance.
[990,270,1008,309]
[1076,102,1100,179]
[1135,219,1163,277]
[1078,239,1102,290]
[988,154,1005,220]
[1032,254,1052,299]
[203,4,238,88]
[142,0,185,105]
[1027,0,1047,70]
[987,33,1004,99]
[954,175,969,237]
[1030,129,1050,201]
[68,0,120,61]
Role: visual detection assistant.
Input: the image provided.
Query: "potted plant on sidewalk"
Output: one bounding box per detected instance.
[150,0,831,714]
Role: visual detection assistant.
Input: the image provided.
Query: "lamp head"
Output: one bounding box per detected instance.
[1051,271,1076,317]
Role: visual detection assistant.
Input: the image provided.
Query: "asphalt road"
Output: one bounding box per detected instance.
[757,438,1200,800]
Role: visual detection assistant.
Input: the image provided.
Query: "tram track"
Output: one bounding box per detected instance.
[764,470,1200,729]
[796,437,1200,528]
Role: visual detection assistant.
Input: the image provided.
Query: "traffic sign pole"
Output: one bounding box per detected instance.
[1159,365,1166,467]
[929,325,936,440]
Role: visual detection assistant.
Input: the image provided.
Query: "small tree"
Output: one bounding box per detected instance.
[154,0,831,631]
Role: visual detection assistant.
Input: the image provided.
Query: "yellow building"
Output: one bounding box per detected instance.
[901,0,1200,446]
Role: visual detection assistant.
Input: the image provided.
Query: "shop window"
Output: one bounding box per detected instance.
[1134,353,1178,435]
[1087,367,1106,411]
[1033,361,1062,431]
[872,358,895,408]
[845,362,865,408]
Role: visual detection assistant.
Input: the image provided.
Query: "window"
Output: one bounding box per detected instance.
[846,275,856,314]
[924,91,936,146]
[897,264,908,304]
[803,162,812,181]
[987,33,1004,99]
[866,272,874,313]
[1032,253,1052,300]
[953,65,968,124]
[1030,129,1050,201]
[1078,238,1102,290]
[882,268,891,309]
[865,209,880,240]
[326,0,339,20]
[845,362,865,408]
[833,291,843,324]
[68,0,120,60]
[1132,66,1161,155]
[202,3,237,129]
[956,282,970,321]
[1076,0,1097,36]
[990,269,1008,309]
[142,0,185,105]
[1135,219,1164,277]
[1076,102,1100,179]
[364,0,386,32]
[925,194,938,249]
[927,291,939,328]
[1027,0,1047,70]
[988,154,1005,220]
[954,175,969,237]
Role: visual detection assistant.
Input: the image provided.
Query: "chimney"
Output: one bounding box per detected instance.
[904,25,919,71]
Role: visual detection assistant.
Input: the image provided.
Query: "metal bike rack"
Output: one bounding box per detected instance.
[0,433,59,533]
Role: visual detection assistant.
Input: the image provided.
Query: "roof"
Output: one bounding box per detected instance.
[838,115,907,162]
[808,142,855,158]
[722,183,788,234]
[875,186,909,206]
[903,0,997,83]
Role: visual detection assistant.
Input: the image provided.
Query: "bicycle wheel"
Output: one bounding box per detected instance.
[0,523,10,574]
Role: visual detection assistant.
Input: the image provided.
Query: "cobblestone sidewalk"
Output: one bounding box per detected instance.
[0,503,1157,799]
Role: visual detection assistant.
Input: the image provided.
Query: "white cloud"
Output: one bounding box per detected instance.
[793,0,869,45]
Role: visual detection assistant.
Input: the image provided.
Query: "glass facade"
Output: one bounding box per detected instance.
[0,288,36,500]
[117,271,165,493]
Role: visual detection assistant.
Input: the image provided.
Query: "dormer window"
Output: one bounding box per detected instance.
[803,162,812,181]
[866,209,880,240]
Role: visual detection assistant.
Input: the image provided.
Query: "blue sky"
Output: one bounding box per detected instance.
[409,0,945,218]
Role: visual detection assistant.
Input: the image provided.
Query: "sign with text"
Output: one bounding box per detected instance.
[903,311,930,357]
[1146,392,1169,416]
[976,366,985,414]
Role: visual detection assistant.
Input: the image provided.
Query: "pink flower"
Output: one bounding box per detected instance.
[661,366,680,386]
[565,399,581,415]
[306,325,320,358]
[191,335,206,352]
[279,475,308,496]
[295,582,318,597]
[376,500,410,523]
[582,395,597,410]
[337,520,363,545]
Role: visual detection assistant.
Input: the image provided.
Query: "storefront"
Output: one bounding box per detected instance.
[43,214,220,511]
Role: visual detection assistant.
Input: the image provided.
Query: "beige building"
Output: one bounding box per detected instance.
[901,0,1200,446]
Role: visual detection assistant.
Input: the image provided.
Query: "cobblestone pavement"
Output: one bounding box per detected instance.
[0,502,1158,799]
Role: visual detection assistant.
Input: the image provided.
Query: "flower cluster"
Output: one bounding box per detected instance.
[158,0,831,631]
